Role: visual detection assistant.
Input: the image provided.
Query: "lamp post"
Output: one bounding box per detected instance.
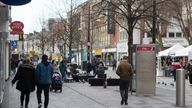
[152,0,156,43]
[87,2,91,62]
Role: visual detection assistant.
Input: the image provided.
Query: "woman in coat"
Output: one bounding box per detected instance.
[96,63,105,78]
[12,59,36,108]
[59,60,67,81]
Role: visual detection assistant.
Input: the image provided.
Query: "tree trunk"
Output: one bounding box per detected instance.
[63,43,66,59]
[128,29,133,66]
[69,44,72,63]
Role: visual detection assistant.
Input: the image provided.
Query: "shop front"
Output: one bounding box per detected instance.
[117,41,128,62]
[102,48,116,66]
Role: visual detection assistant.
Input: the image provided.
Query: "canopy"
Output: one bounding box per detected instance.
[175,44,192,57]
[0,0,31,5]
[158,43,185,57]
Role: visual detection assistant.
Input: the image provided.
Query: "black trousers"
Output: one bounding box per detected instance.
[20,91,30,107]
[189,74,192,84]
[172,70,176,81]
[119,79,130,102]
[37,84,50,108]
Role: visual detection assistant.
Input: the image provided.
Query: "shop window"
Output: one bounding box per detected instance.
[169,32,174,38]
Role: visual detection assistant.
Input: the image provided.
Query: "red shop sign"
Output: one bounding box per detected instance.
[136,46,155,52]
[10,21,24,30]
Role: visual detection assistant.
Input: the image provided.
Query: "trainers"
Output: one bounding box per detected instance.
[38,103,42,108]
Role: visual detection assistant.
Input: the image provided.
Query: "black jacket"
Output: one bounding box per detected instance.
[12,63,36,92]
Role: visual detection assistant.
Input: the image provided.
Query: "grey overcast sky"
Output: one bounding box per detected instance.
[11,0,87,34]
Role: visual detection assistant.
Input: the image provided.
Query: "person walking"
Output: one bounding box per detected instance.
[171,62,181,81]
[112,58,117,71]
[36,55,53,108]
[116,56,132,105]
[12,59,36,108]
[86,60,92,74]
[185,59,192,84]
[96,62,106,78]
[59,60,67,81]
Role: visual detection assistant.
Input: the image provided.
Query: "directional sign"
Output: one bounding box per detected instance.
[10,41,17,49]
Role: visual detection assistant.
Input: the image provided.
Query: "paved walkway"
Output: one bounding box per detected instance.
[1,68,192,108]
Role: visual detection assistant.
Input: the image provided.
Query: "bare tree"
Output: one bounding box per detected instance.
[50,0,82,62]
[95,0,155,64]
[166,0,192,44]
[142,0,175,50]
[34,16,51,55]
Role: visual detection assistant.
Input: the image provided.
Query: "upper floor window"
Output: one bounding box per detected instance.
[169,32,174,38]
[168,32,182,38]
[176,32,182,37]
[120,30,127,41]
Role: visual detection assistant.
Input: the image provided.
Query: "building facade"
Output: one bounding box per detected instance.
[0,2,11,104]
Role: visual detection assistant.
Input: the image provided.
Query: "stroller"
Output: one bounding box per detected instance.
[50,72,62,92]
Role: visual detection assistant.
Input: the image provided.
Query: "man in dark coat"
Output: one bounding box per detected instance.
[116,56,132,105]
[36,54,53,108]
[12,59,36,108]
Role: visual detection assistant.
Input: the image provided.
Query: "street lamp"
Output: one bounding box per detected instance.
[87,2,91,62]
[152,0,156,43]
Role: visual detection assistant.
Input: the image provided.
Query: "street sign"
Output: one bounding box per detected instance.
[10,41,17,49]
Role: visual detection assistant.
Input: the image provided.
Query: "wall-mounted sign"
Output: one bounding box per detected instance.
[10,21,24,35]
[10,40,17,49]
[10,21,24,30]
[136,46,155,52]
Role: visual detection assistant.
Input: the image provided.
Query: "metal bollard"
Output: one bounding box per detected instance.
[176,69,185,107]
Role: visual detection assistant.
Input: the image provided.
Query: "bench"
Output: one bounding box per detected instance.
[88,78,120,86]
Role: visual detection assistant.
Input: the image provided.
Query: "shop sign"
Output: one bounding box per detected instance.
[136,46,155,52]
[162,38,188,47]
[10,21,24,35]
[117,41,128,52]
[0,0,31,6]
[10,21,24,30]
[95,49,102,55]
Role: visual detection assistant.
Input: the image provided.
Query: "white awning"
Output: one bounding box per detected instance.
[158,43,185,57]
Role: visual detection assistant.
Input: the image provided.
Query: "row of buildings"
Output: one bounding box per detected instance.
[24,0,188,66]
[0,0,191,105]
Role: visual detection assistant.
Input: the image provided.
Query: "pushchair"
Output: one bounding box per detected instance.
[50,72,62,92]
